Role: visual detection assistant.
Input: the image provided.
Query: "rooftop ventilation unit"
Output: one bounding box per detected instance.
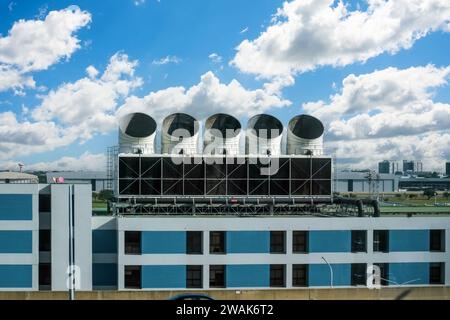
[245,114,283,156]
[287,114,324,156]
[161,113,200,155]
[119,112,157,154]
[204,113,241,156]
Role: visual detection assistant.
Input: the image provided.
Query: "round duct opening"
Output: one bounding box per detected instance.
[288,114,324,139]
[119,112,157,138]
[247,114,283,138]
[205,113,241,138]
[163,113,199,137]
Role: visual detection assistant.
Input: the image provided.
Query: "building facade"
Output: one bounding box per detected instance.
[0,184,92,291]
[335,171,399,193]
[1,184,450,291]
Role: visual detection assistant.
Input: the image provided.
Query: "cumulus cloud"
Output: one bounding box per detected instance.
[0,6,91,92]
[32,53,143,141]
[0,152,106,172]
[0,111,77,160]
[0,65,35,94]
[302,65,450,171]
[231,0,450,79]
[117,71,291,121]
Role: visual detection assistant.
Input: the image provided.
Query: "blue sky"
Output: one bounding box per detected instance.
[1,0,450,171]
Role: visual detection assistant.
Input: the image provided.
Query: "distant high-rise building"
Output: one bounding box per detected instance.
[378,160,390,174]
[446,162,450,176]
[403,160,414,173]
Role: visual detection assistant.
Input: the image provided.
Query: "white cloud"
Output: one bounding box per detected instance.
[302,65,450,171]
[0,111,77,160]
[32,53,142,141]
[208,53,223,64]
[0,6,91,93]
[152,55,181,65]
[117,71,291,121]
[0,152,106,172]
[0,6,91,72]
[86,65,99,79]
[231,0,450,79]
[134,0,146,6]
[0,64,35,94]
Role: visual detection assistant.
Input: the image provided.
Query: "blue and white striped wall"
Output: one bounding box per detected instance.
[0,185,39,291]
[114,216,450,290]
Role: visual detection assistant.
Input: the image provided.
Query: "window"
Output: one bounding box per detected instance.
[39,263,51,289]
[373,263,389,286]
[187,231,203,254]
[351,263,367,286]
[292,264,308,287]
[39,229,51,252]
[210,231,226,254]
[351,230,367,253]
[293,231,308,253]
[209,265,225,288]
[270,265,286,287]
[348,180,354,192]
[373,230,389,252]
[125,231,141,255]
[124,265,141,289]
[186,265,203,288]
[270,231,286,254]
[39,194,51,212]
[430,230,445,252]
[429,263,444,285]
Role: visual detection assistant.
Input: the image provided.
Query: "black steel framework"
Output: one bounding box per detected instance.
[117,155,332,198]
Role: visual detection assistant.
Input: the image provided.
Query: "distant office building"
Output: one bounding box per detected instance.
[378,161,390,174]
[402,160,423,173]
[378,160,399,174]
[446,162,450,176]
[46,171,110,192]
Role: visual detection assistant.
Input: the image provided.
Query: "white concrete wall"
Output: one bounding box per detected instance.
[51,184,92,291]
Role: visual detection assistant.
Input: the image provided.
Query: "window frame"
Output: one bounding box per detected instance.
[209,265,226,288]
[293,231,308,253]
[186,231,203,255]
[186,265,203,289]
[270,231,286,254]
[270,264,286,288]
[124,231,142,255]
[292,264,308,287]
[209,231,226,254]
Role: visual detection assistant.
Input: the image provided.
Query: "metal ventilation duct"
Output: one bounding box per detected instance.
[161,113,200,155]
[119,112,157,154]
[245,114,283,155]
[287,114,324,155]
[204,113,241,155]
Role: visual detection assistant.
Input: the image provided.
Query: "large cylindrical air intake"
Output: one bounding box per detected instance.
[119,112,157,154]
[245,114,283,155]
[287,114,324,155]
[161,113,200,155]
[204,113,241,155]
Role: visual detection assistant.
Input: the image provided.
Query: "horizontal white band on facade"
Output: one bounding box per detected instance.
[116,217,450,231]
[117,252,448,266]
[0,254,37,264]
[0,221,37,230]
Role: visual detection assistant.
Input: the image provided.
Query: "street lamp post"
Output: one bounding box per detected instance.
[321,256,333,288]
